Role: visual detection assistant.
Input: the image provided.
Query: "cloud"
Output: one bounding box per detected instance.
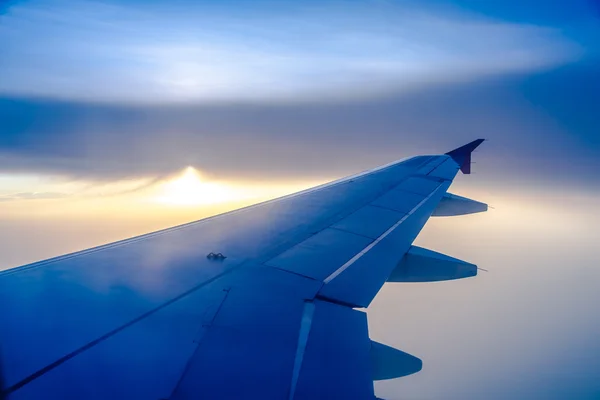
[0,192,69,202]
[1,60,599,191]
[0,2,598,190]
[0,0,583,103]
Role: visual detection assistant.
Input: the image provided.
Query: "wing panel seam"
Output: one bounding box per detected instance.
[288,301,316,400]
[322,183,444,284]
[3,267,240,396]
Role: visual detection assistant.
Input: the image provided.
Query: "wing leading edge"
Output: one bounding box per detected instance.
[0,140,486,400]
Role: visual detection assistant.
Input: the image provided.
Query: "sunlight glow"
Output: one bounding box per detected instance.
[155,167,249,206]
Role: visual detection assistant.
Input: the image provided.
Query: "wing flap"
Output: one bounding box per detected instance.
[331,206,404,240]
[169,268,321,400]
[292,300,374,400]
[396,176,443,196]
[318,180,451,308]
[372,189,425,214]
[264,228,372,281]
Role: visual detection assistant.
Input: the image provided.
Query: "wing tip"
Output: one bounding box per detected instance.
[445,139,485,174]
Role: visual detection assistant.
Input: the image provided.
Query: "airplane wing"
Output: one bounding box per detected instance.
[0,139,486,400]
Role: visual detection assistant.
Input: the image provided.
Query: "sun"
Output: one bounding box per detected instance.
[156,167,243,206]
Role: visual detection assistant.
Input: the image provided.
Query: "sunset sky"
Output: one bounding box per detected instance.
[1,1,599,398]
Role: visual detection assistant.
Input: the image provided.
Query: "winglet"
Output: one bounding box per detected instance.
[445,139,485,174]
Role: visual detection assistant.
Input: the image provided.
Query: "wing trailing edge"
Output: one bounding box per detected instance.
[387,246,477,283]
[445,139,485,174]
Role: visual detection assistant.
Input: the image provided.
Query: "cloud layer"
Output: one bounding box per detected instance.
[0,0,583,102]
[2,61,600,189]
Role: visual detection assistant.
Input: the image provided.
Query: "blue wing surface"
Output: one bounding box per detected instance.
[0,140,484,399]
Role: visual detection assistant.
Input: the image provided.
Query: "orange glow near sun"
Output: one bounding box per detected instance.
[155,167,248,206]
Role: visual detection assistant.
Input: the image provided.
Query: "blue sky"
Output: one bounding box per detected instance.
[1,1,600,399]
